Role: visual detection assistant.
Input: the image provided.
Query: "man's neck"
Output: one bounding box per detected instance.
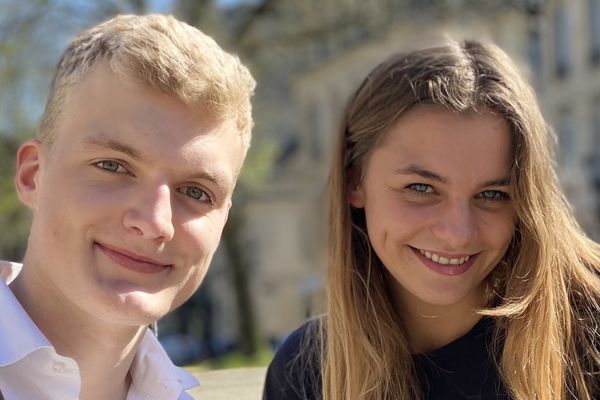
[9,264,147,400]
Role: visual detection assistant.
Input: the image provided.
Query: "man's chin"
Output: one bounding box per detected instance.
[90,288,173,327]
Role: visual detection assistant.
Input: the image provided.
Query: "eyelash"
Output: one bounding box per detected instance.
[477,190,510,202]
[178,186,214,206]
[406,184,510,202]
[407,183,434,195]
[95,160,128,174]
[94,160,215,206]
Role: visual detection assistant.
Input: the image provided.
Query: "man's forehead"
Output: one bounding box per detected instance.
[54,61,244,182]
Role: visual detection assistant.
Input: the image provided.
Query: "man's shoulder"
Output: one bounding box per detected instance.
[263,318,323,400]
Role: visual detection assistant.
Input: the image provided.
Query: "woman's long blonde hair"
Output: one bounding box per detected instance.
[324,40,600,399]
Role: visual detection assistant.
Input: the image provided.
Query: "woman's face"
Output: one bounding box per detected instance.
[349,106,516,314]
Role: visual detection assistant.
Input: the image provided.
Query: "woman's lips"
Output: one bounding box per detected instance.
[96,242,171,274]
[410,246,478,276]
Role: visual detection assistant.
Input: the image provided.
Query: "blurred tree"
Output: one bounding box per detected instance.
[0,133,31,260]
[219,142,277,357]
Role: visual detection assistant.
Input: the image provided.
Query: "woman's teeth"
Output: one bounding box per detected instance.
[418,249,470,265]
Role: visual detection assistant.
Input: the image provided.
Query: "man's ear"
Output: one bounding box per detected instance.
[224,199,232,224]
[347,167,365,208]
[14,139,45,210]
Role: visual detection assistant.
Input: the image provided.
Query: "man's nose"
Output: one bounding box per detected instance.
[122,184,175,242]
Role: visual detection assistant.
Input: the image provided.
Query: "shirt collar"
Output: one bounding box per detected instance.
[0,261,53,367]
[128,329,199,399]
[0,260,21,283]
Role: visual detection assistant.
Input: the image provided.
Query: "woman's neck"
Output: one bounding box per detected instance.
[390,282,487,353]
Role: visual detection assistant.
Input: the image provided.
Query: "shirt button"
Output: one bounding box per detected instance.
[52,361,67,373]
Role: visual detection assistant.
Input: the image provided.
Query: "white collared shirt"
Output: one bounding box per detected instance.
[0,261,198,400]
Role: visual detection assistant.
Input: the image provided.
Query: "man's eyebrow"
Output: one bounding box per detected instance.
[189,171,230,189]
[394,164,511,187]
[81,137,142,161]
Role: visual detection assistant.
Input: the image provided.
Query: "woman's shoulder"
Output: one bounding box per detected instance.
[263,318,323,400]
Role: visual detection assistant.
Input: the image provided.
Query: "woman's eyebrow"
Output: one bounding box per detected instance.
[394,164,447,183]
[394,164,511,187]
[482,177,511,187]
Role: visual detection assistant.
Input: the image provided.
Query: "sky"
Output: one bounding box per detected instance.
[214,0,261,7]
[147,0,261,12]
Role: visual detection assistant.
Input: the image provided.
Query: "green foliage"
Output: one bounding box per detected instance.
[0,134,31,260]
[184,344,273,372]
[238,139,278,193]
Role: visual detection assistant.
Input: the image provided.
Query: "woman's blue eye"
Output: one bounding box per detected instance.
[408,183,433,193]
[479,190,507,201]
[96,160,124,173]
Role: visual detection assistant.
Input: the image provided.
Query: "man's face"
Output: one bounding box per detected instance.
[16,62,245,326]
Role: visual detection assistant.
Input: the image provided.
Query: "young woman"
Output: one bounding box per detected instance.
[263,40,600,400]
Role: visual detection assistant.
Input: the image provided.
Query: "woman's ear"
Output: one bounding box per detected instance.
[347,167,365,208]
[14,139,45,210]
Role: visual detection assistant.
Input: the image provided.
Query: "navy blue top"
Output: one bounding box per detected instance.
[263,317,510,400]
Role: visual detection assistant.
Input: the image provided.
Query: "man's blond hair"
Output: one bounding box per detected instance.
[40,14,255,151]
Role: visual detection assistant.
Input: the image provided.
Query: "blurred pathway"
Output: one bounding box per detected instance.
[190,367,266,399]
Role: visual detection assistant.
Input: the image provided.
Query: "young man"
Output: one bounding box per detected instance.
[0,14,255,400]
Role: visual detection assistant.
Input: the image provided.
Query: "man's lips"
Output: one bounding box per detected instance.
[95,242,172,274]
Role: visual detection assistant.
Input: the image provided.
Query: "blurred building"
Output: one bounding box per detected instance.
[201,0,600,347]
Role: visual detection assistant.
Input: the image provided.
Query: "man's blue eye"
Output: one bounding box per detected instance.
[97,161,123,173]
[185,186,207,201]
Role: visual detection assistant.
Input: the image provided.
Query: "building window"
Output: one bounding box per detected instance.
[557,107,576,165]
[590,0,600,62]
[307,101,322,161]
[592,98,600,152]
[554,3,571,78]
[528,18,543,78]
[592,98,600,229]
[525,0,545,79]
[591,98,600,184]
